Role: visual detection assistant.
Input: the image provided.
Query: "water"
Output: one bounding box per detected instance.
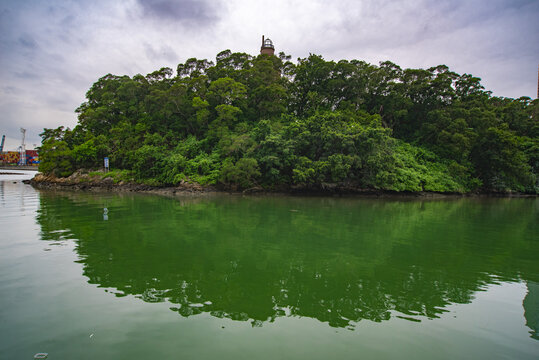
[1,170,538,359]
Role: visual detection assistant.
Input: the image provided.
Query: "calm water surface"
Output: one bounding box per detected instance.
[1,170,538,359]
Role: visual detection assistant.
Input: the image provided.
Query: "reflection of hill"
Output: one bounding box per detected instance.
[36,192,539,329]
[524,282,539,340]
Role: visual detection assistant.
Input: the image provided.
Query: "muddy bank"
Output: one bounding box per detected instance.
[26,172,218,196]
[24,170,537,198]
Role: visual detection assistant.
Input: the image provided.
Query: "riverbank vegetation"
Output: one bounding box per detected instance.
[38,51,538,193]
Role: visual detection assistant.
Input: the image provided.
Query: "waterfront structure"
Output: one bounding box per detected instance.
[260,35,275,56]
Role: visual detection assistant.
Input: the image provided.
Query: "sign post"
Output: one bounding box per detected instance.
[104,157,109,172]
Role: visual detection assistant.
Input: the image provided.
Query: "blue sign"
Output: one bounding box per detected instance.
[104,157,109,169]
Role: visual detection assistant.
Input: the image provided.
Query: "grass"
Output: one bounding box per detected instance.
[88,169,136,184]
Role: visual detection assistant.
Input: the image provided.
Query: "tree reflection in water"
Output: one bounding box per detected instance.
[36,191,538,335]
[524,281,539,340]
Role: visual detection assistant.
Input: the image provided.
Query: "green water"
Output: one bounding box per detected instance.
[1,173,538,359]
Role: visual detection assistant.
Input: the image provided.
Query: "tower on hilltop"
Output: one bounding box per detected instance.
[260,35,275,56]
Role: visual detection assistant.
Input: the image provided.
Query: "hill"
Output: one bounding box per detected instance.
[37,50,538,193]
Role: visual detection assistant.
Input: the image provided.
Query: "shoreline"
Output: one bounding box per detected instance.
[24,172,537,198]
[0,165,39,171]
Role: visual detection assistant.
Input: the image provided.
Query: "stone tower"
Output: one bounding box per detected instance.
[260,35,275,56]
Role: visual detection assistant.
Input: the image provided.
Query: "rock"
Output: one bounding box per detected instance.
[102,177,114,185]
[243,186,264,194]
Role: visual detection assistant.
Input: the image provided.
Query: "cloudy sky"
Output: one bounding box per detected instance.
[0,0,538,150]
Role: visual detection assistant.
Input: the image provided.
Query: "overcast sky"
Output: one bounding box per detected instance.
[1,0,538,150]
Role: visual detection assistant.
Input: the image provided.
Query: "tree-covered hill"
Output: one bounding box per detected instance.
[38,50,538,193]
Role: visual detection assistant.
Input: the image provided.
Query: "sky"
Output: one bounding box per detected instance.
[0,0,538,151]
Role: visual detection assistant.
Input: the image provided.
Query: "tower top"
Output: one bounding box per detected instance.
[260,35,275,56]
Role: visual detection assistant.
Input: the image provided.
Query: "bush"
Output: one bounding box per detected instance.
[220,157,260,188]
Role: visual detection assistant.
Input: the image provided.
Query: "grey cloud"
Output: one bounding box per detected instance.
[136,0,220,23]
[60,14,76,27]
[14,71,37,79]
[1,86,18,95]
[336,0,537,45]
[18,34,38,49]
[144,43,179,63]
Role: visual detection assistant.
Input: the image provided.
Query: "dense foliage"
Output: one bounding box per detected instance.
[39,50,538,193]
